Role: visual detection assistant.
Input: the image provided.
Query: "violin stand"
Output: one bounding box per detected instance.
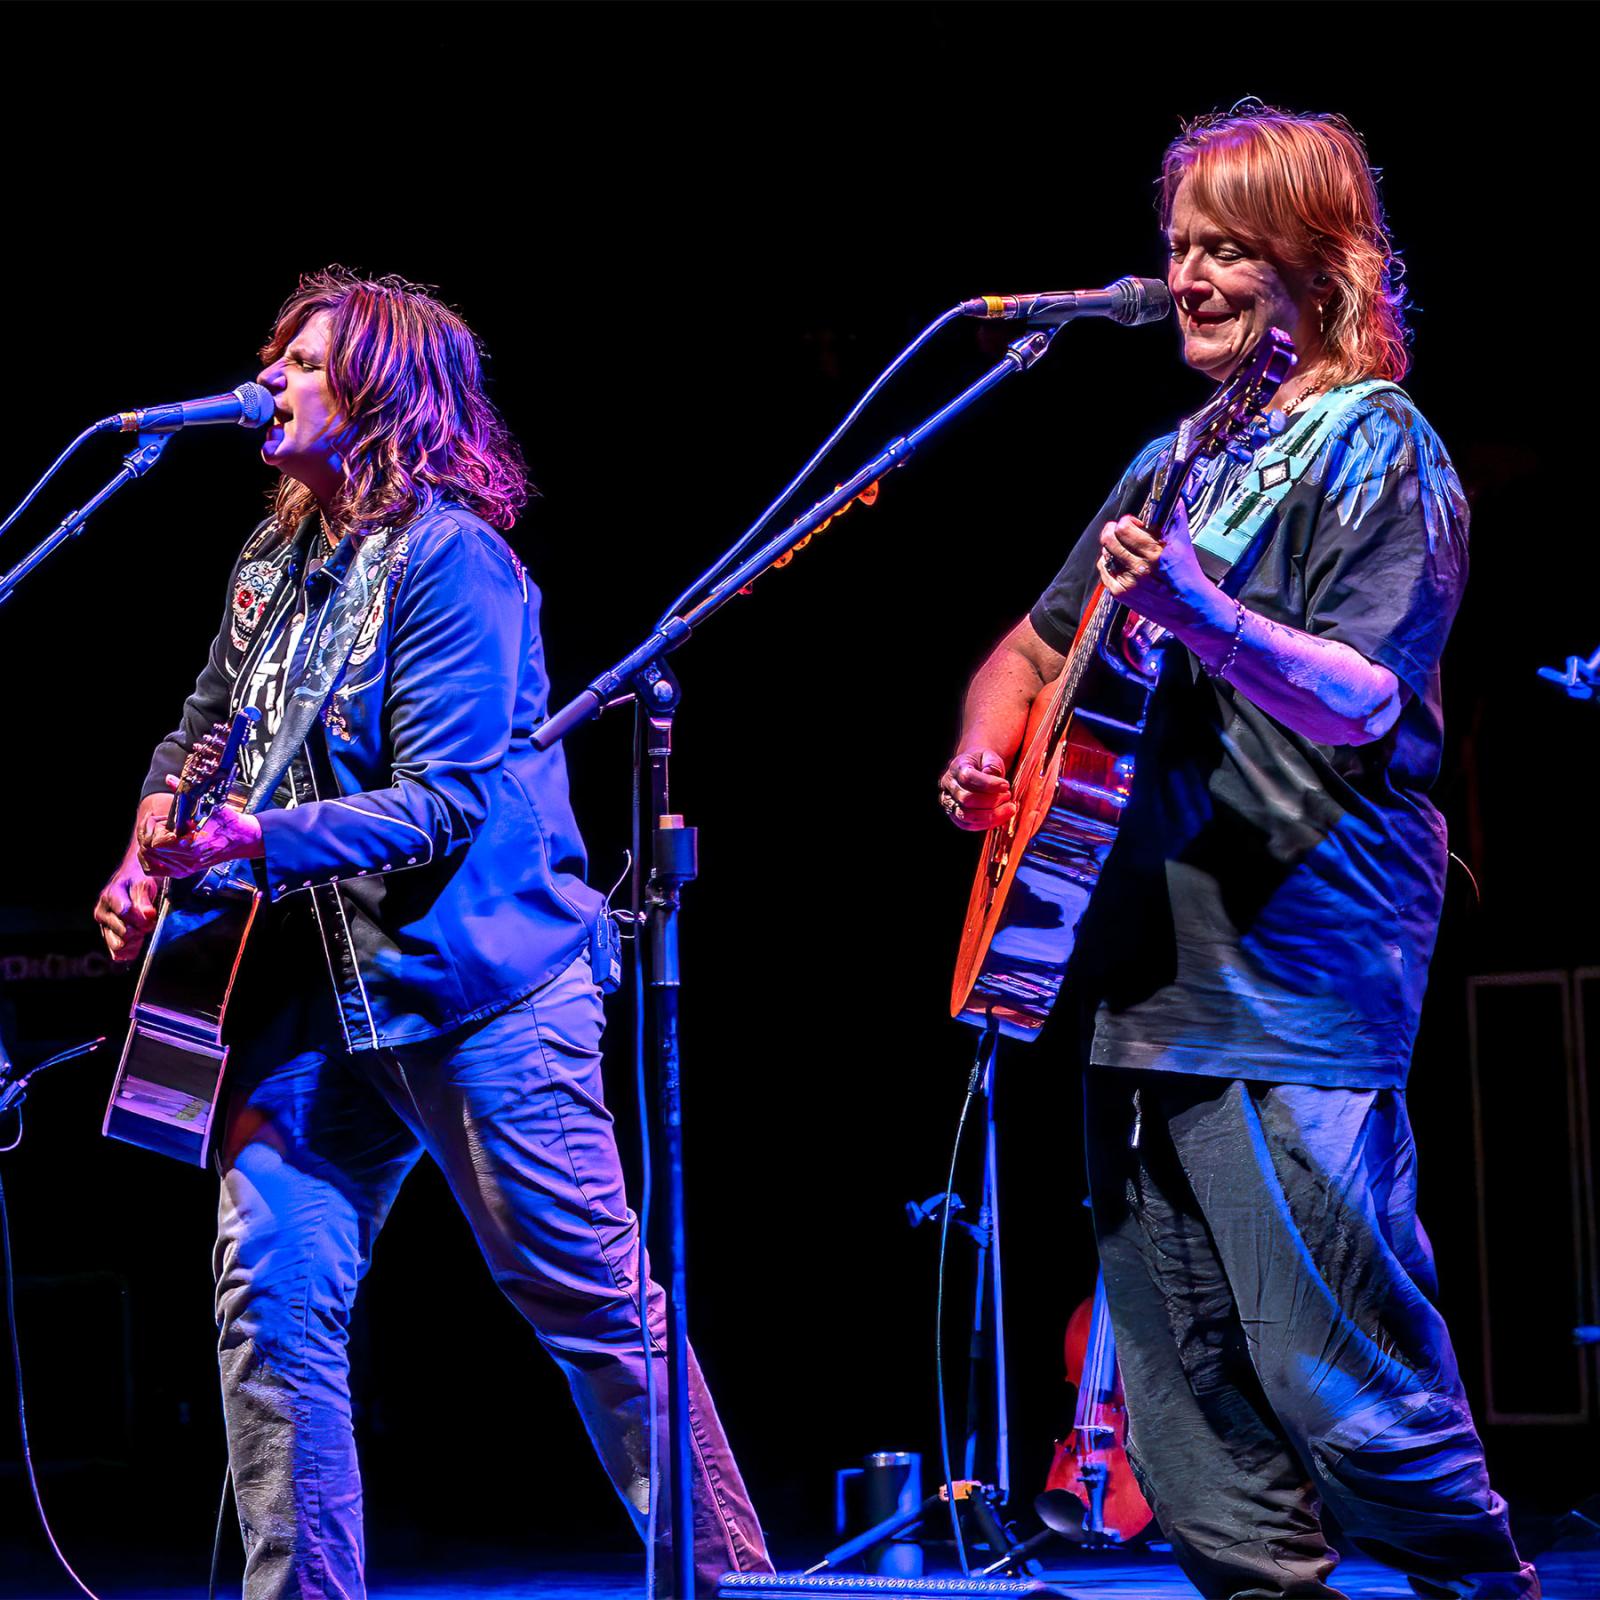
[962,1024,1011,1502]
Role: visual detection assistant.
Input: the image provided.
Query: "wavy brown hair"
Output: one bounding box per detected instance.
[1160,105,1410,386]
[260,268,531,538]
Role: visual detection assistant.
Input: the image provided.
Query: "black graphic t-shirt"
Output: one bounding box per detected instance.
[1028,388,1468,1089]
[225,525,335,1044]
[237,562,315,800]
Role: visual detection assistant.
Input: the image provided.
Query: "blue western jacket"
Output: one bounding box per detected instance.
[142,503,603,1053]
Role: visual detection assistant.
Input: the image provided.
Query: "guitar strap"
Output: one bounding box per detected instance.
[1189,377,1400,588]
[241,524,407,817]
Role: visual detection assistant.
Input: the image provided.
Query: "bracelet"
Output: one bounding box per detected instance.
[1205,599,1246,680]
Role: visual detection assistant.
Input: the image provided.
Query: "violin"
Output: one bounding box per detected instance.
[1043,1272,1152,1544]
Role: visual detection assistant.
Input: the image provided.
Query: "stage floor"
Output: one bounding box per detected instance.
[5,1548,1599,1600]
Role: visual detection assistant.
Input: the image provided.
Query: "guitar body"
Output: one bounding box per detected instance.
[103,710,261,1167]
[952,601,1153,1041]
[951,329,1296,1040]
[103,867,260,1167]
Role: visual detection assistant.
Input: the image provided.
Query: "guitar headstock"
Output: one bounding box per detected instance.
[1154,327,1298,530]
[1178,326,1297,461]
[176,731,224,791]
[169,708,261,837]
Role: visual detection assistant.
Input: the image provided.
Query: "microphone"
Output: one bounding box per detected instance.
[95,382,276,436]
[959,276,1172,327]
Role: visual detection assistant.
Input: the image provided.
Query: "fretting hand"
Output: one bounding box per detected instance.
[137,775,265,880]
[1095,497,1230,641]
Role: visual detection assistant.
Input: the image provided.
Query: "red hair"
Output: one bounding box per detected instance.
[1161,105,1409,385]
[260,267,531,538]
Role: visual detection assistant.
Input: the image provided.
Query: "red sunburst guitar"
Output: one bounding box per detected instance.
[951,329,1296,1040]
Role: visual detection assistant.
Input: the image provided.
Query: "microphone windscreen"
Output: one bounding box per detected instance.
[232,382,276,428]
[1119,278,1172,326]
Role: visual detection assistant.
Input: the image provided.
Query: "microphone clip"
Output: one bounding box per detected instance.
[0,1037,105,1124]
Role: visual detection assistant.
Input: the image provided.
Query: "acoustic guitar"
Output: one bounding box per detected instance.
[103,708,261,1166]
[951,329,1296,1040]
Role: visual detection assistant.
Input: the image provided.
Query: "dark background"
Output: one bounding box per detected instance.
[2,3,1596,1590]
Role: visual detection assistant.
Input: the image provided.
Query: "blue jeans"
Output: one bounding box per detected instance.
[214,953,770,1599]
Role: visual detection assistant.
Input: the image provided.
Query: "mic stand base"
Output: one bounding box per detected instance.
[775,1482,1078,1597]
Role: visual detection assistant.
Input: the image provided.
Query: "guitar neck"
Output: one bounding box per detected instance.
[1040,431,1195,751]
[1044,585,1122,753]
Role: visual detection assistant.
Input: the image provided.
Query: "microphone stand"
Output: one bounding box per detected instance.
[536,323,1060,751]
[534,321,1062,1600]
[0,432,172,609]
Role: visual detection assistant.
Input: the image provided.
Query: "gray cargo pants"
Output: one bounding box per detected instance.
[1085,1068,1537,1600]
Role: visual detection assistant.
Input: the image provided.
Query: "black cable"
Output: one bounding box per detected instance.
[653,304,966,628]
[0,1159,104,1600]
[0,423,100,547]
[934,1030,993,1576]
[207,1460,234,1600]
[633,706,659,1597]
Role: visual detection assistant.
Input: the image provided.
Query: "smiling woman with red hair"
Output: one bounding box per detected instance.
[1161,105,1410,388]
[941,108,1538,1599]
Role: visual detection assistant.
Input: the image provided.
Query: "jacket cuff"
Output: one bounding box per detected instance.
[255,806,429,902]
